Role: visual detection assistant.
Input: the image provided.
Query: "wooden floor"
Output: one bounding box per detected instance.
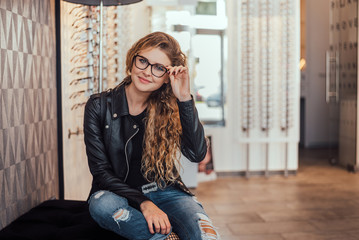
[194,148,359,240]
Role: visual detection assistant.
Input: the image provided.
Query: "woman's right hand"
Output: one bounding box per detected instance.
[140,200,171,235]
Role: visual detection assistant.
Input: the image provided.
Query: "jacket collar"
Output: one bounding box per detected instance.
[111,83,129,119]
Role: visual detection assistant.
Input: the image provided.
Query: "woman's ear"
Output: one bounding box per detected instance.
[164,77,170,84]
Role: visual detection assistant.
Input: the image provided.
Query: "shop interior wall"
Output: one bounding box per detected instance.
[0,0,59,229]
[302,0,335,148]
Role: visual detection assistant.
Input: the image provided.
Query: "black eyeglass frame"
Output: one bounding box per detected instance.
[133,54,169,78]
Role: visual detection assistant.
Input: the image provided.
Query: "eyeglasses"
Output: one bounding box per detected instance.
[134,55,168,78]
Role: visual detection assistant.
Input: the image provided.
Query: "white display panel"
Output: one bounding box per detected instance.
[236,0,300,175]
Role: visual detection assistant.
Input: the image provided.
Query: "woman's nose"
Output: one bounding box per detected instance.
[143,65,152,76]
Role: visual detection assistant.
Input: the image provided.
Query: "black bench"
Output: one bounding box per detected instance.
[0,200,125,240]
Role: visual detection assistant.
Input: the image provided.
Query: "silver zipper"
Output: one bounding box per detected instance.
[124,126,139,182]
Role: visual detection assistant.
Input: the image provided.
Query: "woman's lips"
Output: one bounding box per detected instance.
[139,77,151,84]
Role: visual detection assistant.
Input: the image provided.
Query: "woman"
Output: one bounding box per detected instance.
[84,32,219,240]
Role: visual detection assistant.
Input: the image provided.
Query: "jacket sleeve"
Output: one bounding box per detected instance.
[84,96,150,209]
[177,97,207,162]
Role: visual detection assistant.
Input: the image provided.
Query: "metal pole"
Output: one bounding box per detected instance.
[265,132,269,177]
[335,51,339,103]
[220,31,225,125]
[99,0,103,93]
[284,133,288,177]
[246,131,250,178]
[326,51,330,103]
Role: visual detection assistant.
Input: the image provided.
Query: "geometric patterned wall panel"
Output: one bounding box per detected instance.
[0,0,58,229]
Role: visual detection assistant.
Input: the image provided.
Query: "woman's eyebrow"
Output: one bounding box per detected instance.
[139,55,166,66]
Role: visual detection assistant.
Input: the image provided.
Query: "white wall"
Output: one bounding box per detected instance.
[303,0,336,148]
[201,0,236,172]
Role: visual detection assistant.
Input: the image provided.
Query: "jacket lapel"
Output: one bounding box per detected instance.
[111,83,130,119]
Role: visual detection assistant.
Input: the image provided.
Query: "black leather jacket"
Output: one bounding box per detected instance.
[84,84,207,209]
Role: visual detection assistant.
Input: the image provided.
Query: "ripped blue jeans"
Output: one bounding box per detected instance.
[88,185,219,240]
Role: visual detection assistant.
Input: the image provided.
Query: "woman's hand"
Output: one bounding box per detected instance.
[167,66,191,102]
[140,200,171,235]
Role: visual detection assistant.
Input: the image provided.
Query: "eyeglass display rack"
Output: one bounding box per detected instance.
[259,0,272,177]
[240,0,254,178]
[238,0,300,177]
[64,3,135,137]
[69,5,99,102]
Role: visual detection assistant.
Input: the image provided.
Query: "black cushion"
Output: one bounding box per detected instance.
[0,200,126,240]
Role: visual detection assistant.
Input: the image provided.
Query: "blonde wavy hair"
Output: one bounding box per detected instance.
[122,32,187,188]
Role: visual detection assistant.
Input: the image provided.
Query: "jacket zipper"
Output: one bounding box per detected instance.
[124,126,139,182]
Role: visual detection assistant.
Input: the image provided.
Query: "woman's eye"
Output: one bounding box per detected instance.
[155,65,166,72]
[139,58,147,64]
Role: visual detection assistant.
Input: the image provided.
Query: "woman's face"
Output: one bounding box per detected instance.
[130,47,171,94]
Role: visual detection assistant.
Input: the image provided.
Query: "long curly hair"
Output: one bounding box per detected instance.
[122,32,187,188]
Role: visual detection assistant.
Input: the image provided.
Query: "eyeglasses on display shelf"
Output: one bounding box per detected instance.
[68,6,100,104]
[280,0,295,133]
[70,76,97,86]
[69,63,96,79]
[240,5,255,134]
[72,29,96,42]
[281,0,297,177]
[71,40,99,53]
[71,28,99,40]
[72,16,97,28]
[259,0,273,133]
[69,90,85,99]
[260,0,273,177]
[69,4,87,15]
[71,102,87,111]
[70,50,99,64]
[239,0,251,179]
[70,64,96,75]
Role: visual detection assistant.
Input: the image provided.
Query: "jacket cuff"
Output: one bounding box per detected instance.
[176,95,194,110]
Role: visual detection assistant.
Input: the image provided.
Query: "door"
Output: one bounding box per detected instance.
[328,0,358,169]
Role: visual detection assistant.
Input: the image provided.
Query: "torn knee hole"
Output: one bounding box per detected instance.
[112,208,130,222]
[199,220,217,236]
[197,213,219,239]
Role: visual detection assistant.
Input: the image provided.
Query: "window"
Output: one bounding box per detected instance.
[193,29,226,126]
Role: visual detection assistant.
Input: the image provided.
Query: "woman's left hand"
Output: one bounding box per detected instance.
[167,66,192,102]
